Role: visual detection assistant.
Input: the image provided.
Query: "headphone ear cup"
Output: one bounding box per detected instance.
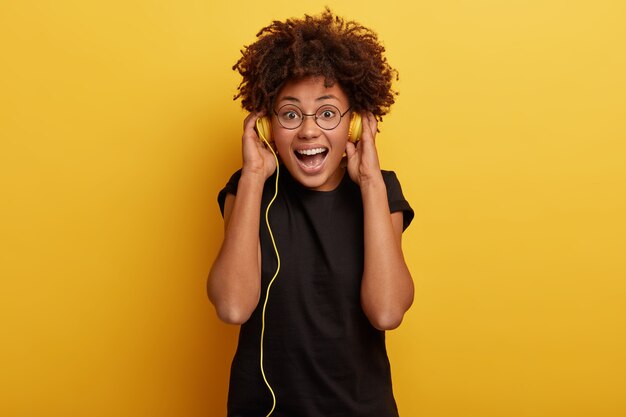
[255,117,273,143]
[348,113,362,143]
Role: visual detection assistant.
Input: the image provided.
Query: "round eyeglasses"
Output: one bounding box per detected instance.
[273,104,351,130]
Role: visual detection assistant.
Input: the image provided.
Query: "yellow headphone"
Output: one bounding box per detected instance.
[255,112,363,143]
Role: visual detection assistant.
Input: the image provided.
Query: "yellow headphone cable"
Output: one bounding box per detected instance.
[259,138,280,417]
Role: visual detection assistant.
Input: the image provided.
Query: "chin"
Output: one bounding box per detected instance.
[290,164,344,191]
[298,176,329,190]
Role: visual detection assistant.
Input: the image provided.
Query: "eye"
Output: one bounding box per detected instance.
[318,108,337,119]
[280,109,300,120]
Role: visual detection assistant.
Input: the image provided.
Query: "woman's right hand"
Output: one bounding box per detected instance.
[241,112,277,181]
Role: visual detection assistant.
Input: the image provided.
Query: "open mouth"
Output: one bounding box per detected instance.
[295,147,328,170]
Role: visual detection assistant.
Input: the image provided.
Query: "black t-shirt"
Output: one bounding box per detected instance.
[217,166,413,417]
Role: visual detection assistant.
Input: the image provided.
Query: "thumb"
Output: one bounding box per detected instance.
[345,141,357,159]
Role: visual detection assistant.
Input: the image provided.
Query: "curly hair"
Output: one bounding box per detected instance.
[232,8,399,119]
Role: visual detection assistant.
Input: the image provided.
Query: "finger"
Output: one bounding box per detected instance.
[243,111,262,131]
[359,113,377,147]
[363,112,378,140]
[368,113,378,136]
[243,112,268,146]
[345,141,357,159]
[243,112,255,130]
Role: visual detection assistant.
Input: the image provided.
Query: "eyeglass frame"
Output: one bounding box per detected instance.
[272,104,352,130]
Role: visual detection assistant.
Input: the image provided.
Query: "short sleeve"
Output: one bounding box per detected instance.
[382,170,414,231]
[217,169,242,217]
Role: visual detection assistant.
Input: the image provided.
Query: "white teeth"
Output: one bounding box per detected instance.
[296,148,326,156]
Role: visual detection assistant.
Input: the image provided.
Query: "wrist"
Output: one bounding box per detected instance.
[358,172,385,191]
[239,169,268,188]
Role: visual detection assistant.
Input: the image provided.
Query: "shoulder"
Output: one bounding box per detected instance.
[381,170,400,186]
[217,169,243,217]
[216,168,282,217]
[380,170,405,199]
[380,170,414,231]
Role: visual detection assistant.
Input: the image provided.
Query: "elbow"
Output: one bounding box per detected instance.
[207,270,259,325]
[208,283,257,324]
[367,311,405,331]
[211,299,255,325]
[208,284,259,325]
[362,292,414,331]
[215,305,253,325]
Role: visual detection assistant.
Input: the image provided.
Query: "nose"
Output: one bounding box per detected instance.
[298,115,321,139]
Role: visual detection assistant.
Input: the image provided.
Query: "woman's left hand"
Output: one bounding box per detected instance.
[346,112,383,187]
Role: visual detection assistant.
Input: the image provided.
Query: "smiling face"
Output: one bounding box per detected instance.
[271,76,351,191]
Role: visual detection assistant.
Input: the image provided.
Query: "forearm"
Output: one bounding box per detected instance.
[360,176,414,330]
[208,173,265,324]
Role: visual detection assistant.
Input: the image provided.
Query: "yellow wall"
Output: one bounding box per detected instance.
[1,1,625,416]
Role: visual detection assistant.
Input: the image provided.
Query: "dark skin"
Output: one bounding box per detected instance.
[208,76,413,330]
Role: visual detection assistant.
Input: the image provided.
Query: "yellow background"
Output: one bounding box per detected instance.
[1,0,625,416]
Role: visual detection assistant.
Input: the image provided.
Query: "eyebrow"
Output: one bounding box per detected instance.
[278,94,341,103]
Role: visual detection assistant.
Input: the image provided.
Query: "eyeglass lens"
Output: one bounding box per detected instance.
[275,104,344,130]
